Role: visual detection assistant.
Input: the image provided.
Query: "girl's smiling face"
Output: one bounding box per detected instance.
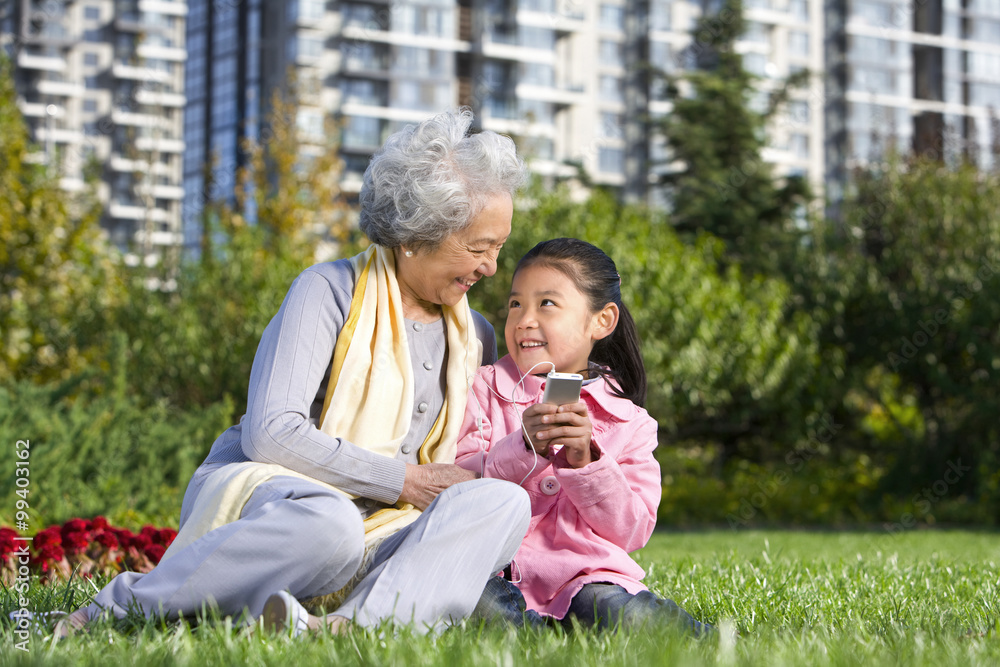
[505,264,607,376]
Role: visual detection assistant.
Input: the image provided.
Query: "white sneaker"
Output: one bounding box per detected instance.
[260,591,310,637]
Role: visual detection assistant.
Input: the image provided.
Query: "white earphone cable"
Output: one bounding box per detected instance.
[472,360,555,486]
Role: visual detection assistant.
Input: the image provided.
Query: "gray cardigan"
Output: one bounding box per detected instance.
[195,259,498,508]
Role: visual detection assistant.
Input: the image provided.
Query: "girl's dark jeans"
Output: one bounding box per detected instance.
[471,575,713,636]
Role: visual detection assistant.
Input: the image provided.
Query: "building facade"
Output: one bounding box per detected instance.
[179,0,826,223]
[826,0,1000,210]
[3,0,187,269]
[9,0,999,254]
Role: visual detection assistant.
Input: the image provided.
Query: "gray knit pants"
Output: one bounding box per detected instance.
[85,475,530,633]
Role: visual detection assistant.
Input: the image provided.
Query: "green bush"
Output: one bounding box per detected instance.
[835,154,1000,506]
[115,222,308,416]
[0,339,232,528]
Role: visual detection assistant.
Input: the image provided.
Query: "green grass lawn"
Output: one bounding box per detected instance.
[3,530,998,665]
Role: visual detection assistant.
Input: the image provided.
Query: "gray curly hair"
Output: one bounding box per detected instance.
[358,108,526,249]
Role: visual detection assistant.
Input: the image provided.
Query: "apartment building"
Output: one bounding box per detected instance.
[12,0,996,252]
[179,0,825,229]
[3,0,187,267]
[826,0,1000,208]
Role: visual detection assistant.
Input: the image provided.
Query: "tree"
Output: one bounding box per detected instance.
[225,86,352,256]
[0,55,123,385]
[656,0,810,278]
[837,154,1000,513]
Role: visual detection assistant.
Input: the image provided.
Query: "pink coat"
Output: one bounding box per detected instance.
[456,355,661,619]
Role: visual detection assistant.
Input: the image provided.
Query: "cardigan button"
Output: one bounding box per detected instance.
[540,476,560,495]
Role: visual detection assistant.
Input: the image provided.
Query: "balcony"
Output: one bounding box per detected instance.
[111,109,163,127]
[517,9,586,35]
[136,43,187,62]
[516,82,585,106]
[21,24,77,48]
[17,52,66,71]
[109,202,167,222]
[134,136,185,153]
[135,183,184,200]
[135,89,186,107]
[115,13,169,33]
[340,54,391,77]
[37,126,85,145]
[138,0,189,17]
[18,101,51,117]
[37,79,85,97]
[112,61,172,82]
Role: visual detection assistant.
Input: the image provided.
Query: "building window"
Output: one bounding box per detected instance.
[599,113,624,139]
[297,109,324,137]
[599,75,624,103]
[789,100,810,124]
[343,116,383,148]
[518,99,553,124]
[289,34,324,61]
[396,5,453,37]
[599,147,624,173]
[84,28,101,42]
[744,22,769,44]
[650,1,671,31]
[600,40,624,67]
[84,6,100,20]
[969,0,1000,17]
[743,53,767,77]
[342,4,383,30]
[519,27,555,49]
[288,0,325,22]
[650,41,675,76]
[789,31,809,58]
[521,62,554,86]
[790,133,809,159]
[851,67,894,93]
[83,52,99,66]
[83,99,98,112]
[599,4,625,30]
[854,1,891,26]
[850,36,894,62]
[788,0,808,22]
[521,0,556,12]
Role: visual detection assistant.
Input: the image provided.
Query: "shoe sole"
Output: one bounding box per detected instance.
[260,595,288,634]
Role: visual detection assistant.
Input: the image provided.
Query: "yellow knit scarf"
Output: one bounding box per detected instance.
[159,245,482,565]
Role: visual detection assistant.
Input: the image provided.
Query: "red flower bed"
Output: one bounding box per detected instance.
[1,518,176,585]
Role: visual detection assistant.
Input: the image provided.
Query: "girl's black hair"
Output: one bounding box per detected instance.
[514,238,647,407]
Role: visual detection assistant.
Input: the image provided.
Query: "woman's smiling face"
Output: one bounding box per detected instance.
[504,263,601,376]
[395,193,513,319]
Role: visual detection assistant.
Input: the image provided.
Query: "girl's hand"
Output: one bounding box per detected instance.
[523,402,594,469]
[520,403,559,457]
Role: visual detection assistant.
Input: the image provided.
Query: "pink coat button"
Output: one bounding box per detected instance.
[540,476,560,495]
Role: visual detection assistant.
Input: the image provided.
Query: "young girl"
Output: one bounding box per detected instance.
[456,238,710,634]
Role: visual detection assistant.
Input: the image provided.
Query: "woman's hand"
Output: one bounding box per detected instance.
[522,402,594,469]
[399,463,477,510]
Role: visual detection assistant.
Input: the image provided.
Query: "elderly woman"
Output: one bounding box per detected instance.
[58,108,530,636]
